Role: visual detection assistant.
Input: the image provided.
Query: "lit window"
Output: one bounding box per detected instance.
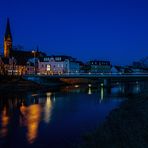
[47,65,51,71]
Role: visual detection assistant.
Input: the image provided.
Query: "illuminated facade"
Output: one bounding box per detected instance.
[38,55,80,75]
[4,18,12,58]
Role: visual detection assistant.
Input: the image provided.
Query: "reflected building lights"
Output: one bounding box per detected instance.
[119,86,122,92]
[122,86,125,94]
[27,104,41,144]
[44,92,53,123]
[88,87,92,95]
[74,85,79,88]
[119,85,125,94]
[20,103,27,126]
[136,84,140,93]
[20,104,41,144]
[100,84,104,103]
[53,94,56,102]
[88,84,92,87]
[0,107,9,138]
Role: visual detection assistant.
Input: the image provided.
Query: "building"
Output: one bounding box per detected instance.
[38,55,80,75]
[88,60,111,73]
[11,46,46,65]
[26,60,36,75]
[78,62,91,73]
[4,18,12,58]
[0,56,6,75]
[0,56,26,75]
[128,66,148,74]
[1,19,47,76]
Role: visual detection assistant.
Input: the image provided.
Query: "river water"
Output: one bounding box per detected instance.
[0,82,146,148]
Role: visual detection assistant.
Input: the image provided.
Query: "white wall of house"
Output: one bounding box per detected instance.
[39,61,66,74]
[38,57,80,75]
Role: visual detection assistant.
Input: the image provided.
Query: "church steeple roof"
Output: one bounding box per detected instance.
[5,18,12,40]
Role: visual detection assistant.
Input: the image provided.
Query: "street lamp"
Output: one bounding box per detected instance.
[32,50,36,75]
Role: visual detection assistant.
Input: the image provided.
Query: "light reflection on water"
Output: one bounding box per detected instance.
[0,107,9,138]
[20,104,41,143]
[0,81,147,148]
[100,84,104,103]
[44,92,53,123]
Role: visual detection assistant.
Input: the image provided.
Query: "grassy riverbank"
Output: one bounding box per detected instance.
[80,91,148,148]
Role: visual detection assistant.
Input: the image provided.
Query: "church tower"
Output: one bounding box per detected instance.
[4,18,12,58]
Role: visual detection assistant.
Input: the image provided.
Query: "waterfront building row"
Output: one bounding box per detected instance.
[0,55,114,75]
[0,18,148,76]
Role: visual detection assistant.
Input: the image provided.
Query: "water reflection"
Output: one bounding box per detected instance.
[88,87,92,95]
[44,92,53,123]
[133,82,141,94]
[20,103,41,144]
[111,82,144,96]
[20,103,27,126]
[0,81,147,148]
[0,107,9,138]
[27,104,41,143]
[100,84,104,103]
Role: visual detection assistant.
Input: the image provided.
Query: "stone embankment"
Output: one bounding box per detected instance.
[80,92,148,148]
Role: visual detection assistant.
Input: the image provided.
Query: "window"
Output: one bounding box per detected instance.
[47,65,51,71]
[44,57,49,62]
[55,57,61,61]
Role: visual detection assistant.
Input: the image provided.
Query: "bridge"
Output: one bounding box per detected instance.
[23,73,148,86]
[24,73,148,78]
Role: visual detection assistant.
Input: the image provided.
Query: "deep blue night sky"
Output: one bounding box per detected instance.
[0,0,148,65]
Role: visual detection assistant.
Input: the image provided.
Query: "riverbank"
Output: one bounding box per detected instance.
[0,76,69,93]
[80,91,148,148]
[0,77,46,93]
[0,76,104,93]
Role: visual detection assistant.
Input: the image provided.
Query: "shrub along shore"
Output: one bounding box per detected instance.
[80,91,148,148]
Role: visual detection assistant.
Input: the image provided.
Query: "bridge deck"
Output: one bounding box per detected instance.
[24,73,148,79]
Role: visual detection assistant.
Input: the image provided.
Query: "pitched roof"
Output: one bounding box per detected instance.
[39,55,76,62]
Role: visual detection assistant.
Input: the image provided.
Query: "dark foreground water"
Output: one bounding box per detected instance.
[0,82,146,148]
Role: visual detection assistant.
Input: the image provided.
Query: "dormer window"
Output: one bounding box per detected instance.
[55,57,61,61]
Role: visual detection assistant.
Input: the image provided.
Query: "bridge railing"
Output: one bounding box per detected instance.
[24,72,148,77]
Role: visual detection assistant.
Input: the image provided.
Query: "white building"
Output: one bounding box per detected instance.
[38,55,80,75]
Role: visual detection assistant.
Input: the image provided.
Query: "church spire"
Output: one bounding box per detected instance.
[4,18,13,58]
[5,18,12,40]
